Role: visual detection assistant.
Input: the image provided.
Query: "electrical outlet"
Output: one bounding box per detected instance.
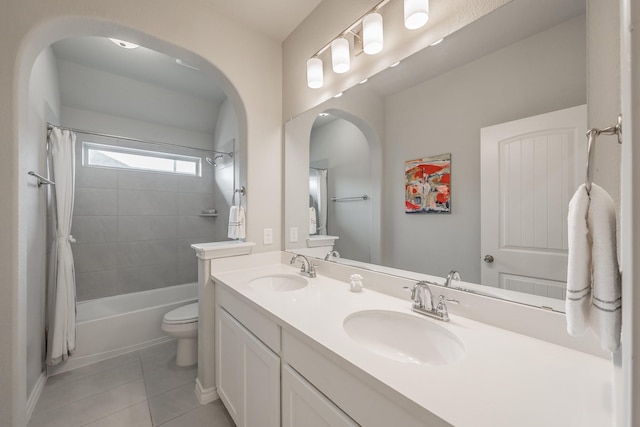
[263,228,273,245]
[290,227,298,243]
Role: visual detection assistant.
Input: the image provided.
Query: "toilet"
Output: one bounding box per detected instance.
[161,302,199,367]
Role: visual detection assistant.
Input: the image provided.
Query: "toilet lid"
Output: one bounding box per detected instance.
[163,303,198,324]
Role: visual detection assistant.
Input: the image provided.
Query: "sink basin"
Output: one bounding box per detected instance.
[248,274,308,292]
[343,310,465,366]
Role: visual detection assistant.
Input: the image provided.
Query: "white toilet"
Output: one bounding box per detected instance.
[161,302,199,367]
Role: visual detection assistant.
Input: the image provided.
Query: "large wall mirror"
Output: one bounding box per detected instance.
[284,0,586,312]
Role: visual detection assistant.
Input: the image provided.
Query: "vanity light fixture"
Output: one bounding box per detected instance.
[307,57,324,89]
[363,12,384,55]
[331,37,351,73]
[404,0,429,30]
[109,38,139,49]
[306,0,431,89]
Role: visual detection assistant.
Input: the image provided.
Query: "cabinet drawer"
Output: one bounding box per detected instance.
[217,284,280,353]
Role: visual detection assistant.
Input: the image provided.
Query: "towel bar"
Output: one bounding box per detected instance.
[28,171,55,187]
[585,114,622,194]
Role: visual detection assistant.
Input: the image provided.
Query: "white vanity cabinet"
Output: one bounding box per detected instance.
[282,365,359,427]
[216,289,280,427]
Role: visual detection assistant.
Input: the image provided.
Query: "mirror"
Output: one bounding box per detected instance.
[285,0,587,311]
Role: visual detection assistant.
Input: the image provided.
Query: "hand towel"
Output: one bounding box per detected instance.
[227,205,246,240]
[309,206,317,234]
[566,183,621,352]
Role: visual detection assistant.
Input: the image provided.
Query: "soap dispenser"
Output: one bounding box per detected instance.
[349,274,363,293]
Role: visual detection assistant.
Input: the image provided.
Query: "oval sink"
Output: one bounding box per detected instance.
[249,274,308,292]
[343,310,465,366]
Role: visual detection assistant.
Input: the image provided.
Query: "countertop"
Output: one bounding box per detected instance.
[213,262,613,427]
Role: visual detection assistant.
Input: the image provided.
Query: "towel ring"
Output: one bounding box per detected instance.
[585,114,622,195]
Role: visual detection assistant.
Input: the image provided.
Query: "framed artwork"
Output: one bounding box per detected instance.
[405,153,451,213]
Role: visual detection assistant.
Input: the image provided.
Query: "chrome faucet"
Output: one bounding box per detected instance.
[445,270,461,287]
[323,250,340,261]
[289,254,317,278]
[409,281,451,322]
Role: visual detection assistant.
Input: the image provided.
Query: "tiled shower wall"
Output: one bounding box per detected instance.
[70,133,234,301]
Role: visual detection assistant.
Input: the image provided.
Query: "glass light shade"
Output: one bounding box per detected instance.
[331,37,350,73]
[306,57,324,89]
[404,0,429,30]
[363,12,384,55]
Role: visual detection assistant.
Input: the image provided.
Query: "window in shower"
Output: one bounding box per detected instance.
[82,142,202,176]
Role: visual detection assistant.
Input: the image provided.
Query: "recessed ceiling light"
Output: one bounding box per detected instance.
[109,38,139,49]
[390,61,401,68]
[430,37,445,46]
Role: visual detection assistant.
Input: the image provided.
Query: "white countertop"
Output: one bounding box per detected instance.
[213,262,613,427]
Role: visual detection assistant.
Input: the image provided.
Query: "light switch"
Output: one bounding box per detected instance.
[290,227,298,243]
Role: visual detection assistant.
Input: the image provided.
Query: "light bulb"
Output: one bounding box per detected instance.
[404,0,429,30]
[306,57,324,89]
[363,12,384,55]
[331,37,350,74]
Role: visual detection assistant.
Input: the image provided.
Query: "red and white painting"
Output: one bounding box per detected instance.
[405,153,451,213]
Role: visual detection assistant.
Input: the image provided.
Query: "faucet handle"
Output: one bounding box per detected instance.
[436,295,450,322]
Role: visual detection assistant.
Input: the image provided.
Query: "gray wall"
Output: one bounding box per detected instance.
[70,133,229,301]
[310,118,372,262]
[382,15,586,282]
[25,47,60,398]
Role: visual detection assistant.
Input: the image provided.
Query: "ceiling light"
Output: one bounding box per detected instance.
[331,37,350,74]
[430,37,444,46]
[109,38,139,49]
[307,57,324,89]
[404,0,429,30]
[363,12,384,55]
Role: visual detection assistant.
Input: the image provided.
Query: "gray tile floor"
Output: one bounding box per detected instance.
[29,341,235,427]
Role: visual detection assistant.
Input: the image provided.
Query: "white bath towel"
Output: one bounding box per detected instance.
[227,205,246,240]
[309,206,317,234]
[566,183,621,352]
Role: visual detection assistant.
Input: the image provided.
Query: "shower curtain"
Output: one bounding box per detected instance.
[309,168,328,235]
[46,127,77,366]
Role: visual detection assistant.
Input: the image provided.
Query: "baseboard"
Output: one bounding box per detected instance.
[195,378,218,404]
[26,371,47,422]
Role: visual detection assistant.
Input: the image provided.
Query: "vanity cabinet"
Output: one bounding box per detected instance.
[216,296,280,427]
[282,365,359,427]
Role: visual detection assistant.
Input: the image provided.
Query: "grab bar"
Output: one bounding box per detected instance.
[28,171,55,187]
[331,195,369,202]
[585,114,622,194]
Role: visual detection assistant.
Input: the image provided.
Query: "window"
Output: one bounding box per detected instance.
[83,142,201,177]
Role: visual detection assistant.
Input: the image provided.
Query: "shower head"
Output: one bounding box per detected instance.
[205,154,224,167]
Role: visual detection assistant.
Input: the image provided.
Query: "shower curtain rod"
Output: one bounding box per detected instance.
[46,123,233,157]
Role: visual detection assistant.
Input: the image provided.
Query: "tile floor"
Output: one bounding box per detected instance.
[28,341,235,427]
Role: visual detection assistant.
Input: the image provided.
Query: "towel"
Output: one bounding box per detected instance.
[309,206,317,234]
[227,205,246,239]
[566,183,621,352]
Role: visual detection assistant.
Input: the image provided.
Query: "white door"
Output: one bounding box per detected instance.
[480,105,587,299]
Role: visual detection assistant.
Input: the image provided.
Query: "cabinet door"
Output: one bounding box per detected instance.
[282,365,359,427]
[217,308,244,425]
[244,328,280,427]
[217,307,280,427]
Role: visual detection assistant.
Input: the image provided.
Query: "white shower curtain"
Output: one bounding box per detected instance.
[318,169,328,235]
[46,127,77,366]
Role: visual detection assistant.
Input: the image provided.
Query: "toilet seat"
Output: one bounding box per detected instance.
[163,303,198,325]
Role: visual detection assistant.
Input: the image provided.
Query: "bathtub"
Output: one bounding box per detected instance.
[48,283,198,376]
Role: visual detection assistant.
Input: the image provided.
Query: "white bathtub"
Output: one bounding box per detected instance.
[48,283,198,376]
